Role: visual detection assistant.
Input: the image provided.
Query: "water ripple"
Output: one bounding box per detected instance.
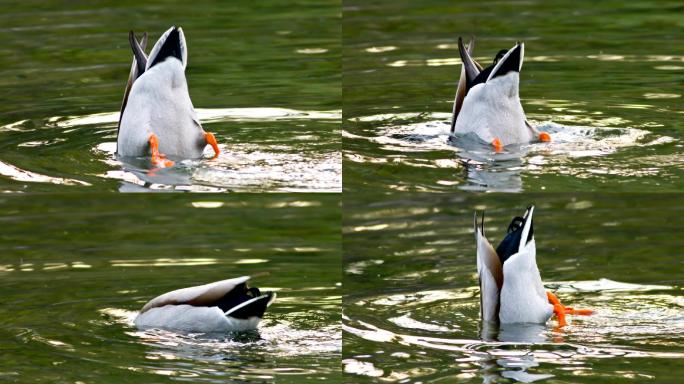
[344,280,684,382]
[345,111,677,192]
[0,108,341,192]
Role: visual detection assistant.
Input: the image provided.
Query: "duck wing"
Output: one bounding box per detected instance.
[140,276,251,313]
[117,31,148,135]
[451,37,483,133]
[475,211,503,323]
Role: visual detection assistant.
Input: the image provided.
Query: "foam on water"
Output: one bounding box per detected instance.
[345,112,677,192]
[100,307,340,357]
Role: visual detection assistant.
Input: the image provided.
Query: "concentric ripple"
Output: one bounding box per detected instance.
[344,280,684,382]
[345,112,678,192]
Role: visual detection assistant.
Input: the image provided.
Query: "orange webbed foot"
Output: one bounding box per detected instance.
[149,134,174,168]
[553,303,567,327]
[547,291,592,327]
[564,308,594,316]
[539,132,551,142]
[492,137,503,153]
[205,132,220,159]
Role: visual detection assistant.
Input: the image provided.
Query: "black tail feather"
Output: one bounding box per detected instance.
[148,26,183,69]
[214,283,273,319]
[495,207,534,264]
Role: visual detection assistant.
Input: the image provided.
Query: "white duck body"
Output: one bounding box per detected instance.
[118,58,205,158]
[135,305,261,332]
[499,237,553,323]
[475,206,553,324]
[134,276,276,333]
[451,38,540,146]
[454,72,533,144]
[117,26,208,159]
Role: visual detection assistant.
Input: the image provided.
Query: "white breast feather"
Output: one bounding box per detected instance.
[140,276,250,313]
[476,229,502,323]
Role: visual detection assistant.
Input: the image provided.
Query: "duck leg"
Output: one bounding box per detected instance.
[492,138,503,152]
[526,121,551,143]
[547,291,593,327]
[205,132,220,159]
[148,134,174,167]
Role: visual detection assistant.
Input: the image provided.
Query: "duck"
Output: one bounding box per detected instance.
[134,276,276,332]
[117,26,220,167]
[451,37,551,152]
[474,205,591,326]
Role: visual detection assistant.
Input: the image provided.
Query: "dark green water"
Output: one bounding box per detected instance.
[0,194,341,382]
[0,0,341,192]
[343,0,684,193]
[343,193,684,383]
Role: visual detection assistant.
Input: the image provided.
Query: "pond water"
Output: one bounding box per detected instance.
[0,1,340,192]
[343,193,684,382]
[343,0,684,193]
[0,194,341,383]
[4,1,684,383]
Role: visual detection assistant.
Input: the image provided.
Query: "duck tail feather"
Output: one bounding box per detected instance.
[224,292,276,319]
[129,30,148,75]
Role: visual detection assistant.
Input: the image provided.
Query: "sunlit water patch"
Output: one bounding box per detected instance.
[0,108,341,192]
[345,112,677,192]
[344,280,684,383]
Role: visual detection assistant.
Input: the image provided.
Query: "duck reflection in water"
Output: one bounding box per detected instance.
[450,133,528,192]
[480,321,551,344]
[477,350,555,383]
